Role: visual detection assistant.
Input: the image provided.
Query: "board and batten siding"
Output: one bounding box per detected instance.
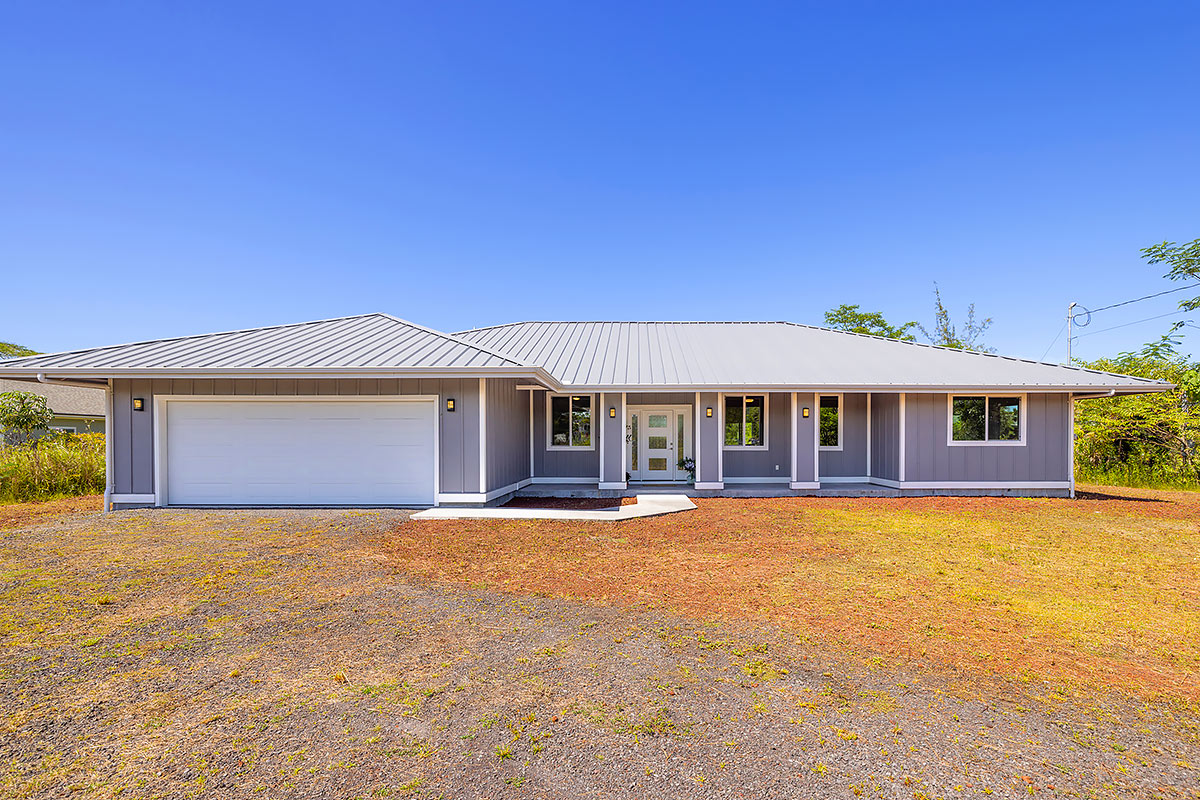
[111,378,482,497]
[722,392,792,479]
[869,393,901,482]
[904,392,1070,482]
[485,378,531,492]
[530,390,600,479]
[818,392,868,478]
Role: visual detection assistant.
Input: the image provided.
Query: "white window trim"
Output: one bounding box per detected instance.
[722,393,769,450]
[817,393,843,452]
[946,393,1027,447]
[545,393,596,451]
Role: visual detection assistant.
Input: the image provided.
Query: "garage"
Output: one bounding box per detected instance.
[162,398,437,506]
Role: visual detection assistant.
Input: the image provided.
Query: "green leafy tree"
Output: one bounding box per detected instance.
[1142,237,1200,312]
[0,391,55,445]
[823,304,917,340]
[915,285,994,352]
[1075,340,1200,485]
[0,341,39,358]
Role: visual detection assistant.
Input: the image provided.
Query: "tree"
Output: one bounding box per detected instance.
[0,341,39,358]
[823,304,917,340]
[0,391,54,445]
[1141,238,1200,312]
[1075,340,1200,484]
[915,285,994,352]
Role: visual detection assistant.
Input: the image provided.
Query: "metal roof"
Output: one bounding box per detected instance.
[0,379,105,416]
[0,315,1170,393]
[0,314,537,377]
[456,321,1171,392]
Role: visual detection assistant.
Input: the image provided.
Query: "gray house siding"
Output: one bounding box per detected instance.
[485,378,531,492]
[50,415,105,434]
[111,377,481,497]
[869,393,900,482]
[818,392,868,478]
[723,392,792,480]
[530,390,600,479]
[904,392,1070,483]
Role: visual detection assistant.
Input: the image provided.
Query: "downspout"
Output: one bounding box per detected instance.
[104,379,113,512]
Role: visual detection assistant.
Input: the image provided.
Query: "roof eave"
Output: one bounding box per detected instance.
[0,365,561,386]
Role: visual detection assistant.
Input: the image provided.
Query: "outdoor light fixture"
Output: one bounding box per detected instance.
[802,407,810,418]
[446,398,455,412]
[706,407,713,417]
[609,407,616,418]
[133,398,145,412]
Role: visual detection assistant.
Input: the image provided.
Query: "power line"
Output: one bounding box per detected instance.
[1073,310,1191,339]
[1039,321,1067,361]
[1074,282,1200,318]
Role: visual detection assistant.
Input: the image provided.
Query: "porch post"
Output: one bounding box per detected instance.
[695,391,722,489]
[790,392,819,489]
[599,392,626,489]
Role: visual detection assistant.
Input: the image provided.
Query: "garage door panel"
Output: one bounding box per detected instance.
[166,400,435,506]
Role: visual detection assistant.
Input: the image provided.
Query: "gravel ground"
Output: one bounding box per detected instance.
[0,506,1196,799]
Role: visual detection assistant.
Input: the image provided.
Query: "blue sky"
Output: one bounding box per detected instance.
[2,1,1198,363]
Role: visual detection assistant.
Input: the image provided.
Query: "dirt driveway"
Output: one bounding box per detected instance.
[1,499,1197,799]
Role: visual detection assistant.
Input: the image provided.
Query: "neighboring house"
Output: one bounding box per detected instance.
[0,314,1171,509]
[0,378,106,435]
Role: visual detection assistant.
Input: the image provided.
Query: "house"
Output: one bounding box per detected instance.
[0,314,1170,509]
[0,378,106,435]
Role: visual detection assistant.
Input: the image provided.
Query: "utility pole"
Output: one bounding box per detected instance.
[1066,302,1077,364]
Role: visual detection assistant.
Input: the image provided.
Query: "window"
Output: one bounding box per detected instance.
[819,395,841,449]
[548,394,592,448]
[724,395,765,447]
[950,395,1023,444]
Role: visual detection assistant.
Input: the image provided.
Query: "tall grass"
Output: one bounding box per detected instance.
[1075,461,1200,491]
[0,433,105,503]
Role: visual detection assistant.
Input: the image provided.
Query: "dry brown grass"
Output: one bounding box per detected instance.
[397,486,1200,702]
[0,493,101,529]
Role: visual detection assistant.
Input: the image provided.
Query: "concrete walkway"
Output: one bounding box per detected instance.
[411,494,696,521]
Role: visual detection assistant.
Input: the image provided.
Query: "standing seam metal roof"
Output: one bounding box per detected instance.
[455,321,1171,391]
[0,314,531,373]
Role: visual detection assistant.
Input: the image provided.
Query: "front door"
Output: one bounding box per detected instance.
[628,407,692,481]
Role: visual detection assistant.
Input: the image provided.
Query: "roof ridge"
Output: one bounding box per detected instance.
[381,314,530,367]
[0,312,392,368]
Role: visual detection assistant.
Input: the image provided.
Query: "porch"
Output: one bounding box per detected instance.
[515,481,900,499]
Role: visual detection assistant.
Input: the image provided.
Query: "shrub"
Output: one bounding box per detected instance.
[0,432,105,503]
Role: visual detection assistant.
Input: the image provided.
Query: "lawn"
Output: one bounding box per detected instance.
[1,490,1197,798]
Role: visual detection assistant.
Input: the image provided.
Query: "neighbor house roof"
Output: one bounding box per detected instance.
[0,314,544,380]
[0,379,105,417]
[456,321,1170,393]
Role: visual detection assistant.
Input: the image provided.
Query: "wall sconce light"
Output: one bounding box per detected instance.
[609,407,616,418]
[802,407,810,418]
[133,398,145,412]
[706,407,713,418]
[446,398,455,412]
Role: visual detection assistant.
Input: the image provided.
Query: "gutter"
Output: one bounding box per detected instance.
[1072,389,1117,400]
[35,373,109,389]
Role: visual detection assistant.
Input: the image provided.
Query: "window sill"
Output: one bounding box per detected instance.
[818,445,843,452]
[947,440,1026,447]
[546,445,597,452]
[723,445,769,451]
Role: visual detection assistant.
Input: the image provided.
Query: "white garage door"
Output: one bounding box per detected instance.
[165,399,436,506]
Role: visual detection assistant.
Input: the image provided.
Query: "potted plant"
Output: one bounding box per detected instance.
[677,456,696,484]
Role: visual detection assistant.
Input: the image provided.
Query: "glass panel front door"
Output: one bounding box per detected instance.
[627,407,692,482]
